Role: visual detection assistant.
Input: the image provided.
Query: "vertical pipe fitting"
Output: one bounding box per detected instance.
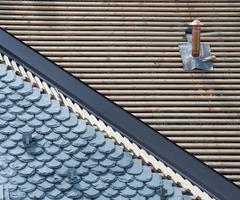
[190,19,203,57]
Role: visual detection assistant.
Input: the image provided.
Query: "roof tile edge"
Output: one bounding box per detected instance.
[0,52,214,200]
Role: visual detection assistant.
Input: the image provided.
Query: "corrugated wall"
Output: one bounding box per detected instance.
[1,0,240,186]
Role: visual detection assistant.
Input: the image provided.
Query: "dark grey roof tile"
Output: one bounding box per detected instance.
[0,119,8,128]
[0,98,13,108]
[45,118,60,128]
[81,144,96,154]
[109,165,125,175]
[28,159,44,169]
[65,189,83,199]
[19,166,35,177]
[17,112,34,122]
[36,152,52,162]
[138,186,155,197]
[45,99,61,114]
[55,180,72,191]
[0,133,7,142]
[89,131,105,147]
[102,187,118,197]
[62,131,78,141]
[56,165,69,177]
[1,139,16,149]
[38,181,54,192]
[28,188,45,199]
[80,125,96,141]
[0,126,16,135]
[117,152,133,168]
[25,87,41,102]
[100,172,117,183]
[72,137,87,147]
[76,166,89,176]
[27,118,43,128]
[18,125,34,134]
[47,188,63,199]
[83,187,100,199]
[146,173,163,189]
[0,112,15,121]
[0,93,5,102]
[0,167,17,178]
[10,174,27,185]
[92,179,109,190]
[19,181,36,193]
[78,180,91,191]
[118,173,134,183]
[9,119,25,128]
[108,145,123,161]
[15,99,32,108]
[35,111,51,121]
[82,159,98,168]
[1,70,15,83]
[26,104,41,114]
[0,146,7,155]
[54,106,70,121]
[0,107,6,114]
[35,125,51,135]
[83,172,99,184]
[64,158,81,168]
[45,131,60,141]
[37,166,55,176]
[163,179,174,197]
[17,82,32,96]
[90,150,105,161]
[9,189,26,200]
[91,165,107,176]
[71,119,87,133]
[73,151,88,162]
[98,138,115,154]
[111,179,126,190]
[8,93,23,102]
[53,124,69,134]
[120,186,137,198]
[100,158,115,168]
[46,174,62,184]
[18,152,34,162]
[28,173,44,184]
[9,159,27,170]
[136,166,152,182]
[26,144,44,156]
[64,144,79,155]
[9,146,25,156]
[0,86,13,95]
[9,75,23,90]
[53,137,70,148]
[45,144,60,156]
[62,113,78,127]
[0,64,7,77]
[9,105,24,114]
[35,93,51,108]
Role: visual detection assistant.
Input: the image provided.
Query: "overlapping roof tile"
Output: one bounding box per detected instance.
[0,63,190,199]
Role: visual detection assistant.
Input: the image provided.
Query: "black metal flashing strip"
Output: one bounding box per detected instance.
[0,27,239,200]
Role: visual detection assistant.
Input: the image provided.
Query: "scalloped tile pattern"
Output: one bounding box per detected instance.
[0,63,191,199]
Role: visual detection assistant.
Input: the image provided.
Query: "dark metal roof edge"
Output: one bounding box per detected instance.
[0,27,239,200]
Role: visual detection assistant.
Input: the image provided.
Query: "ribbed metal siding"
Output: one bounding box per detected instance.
[1,0,240,186]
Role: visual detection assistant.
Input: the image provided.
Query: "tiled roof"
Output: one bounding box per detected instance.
[0,0,239,186]
[0,62,191,199]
